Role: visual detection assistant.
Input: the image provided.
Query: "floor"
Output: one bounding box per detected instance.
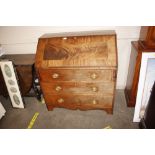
[0,90,138,129]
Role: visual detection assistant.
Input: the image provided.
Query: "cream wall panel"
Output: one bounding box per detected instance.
[2,43,37,54]
[0,26,140,44]
[116,39,133,89]
[0,26,115,44]
[0,26,141,89]
[116,27,140,39]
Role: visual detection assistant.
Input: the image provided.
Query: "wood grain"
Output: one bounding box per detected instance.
[36,34,117,68]
[38,68,115,82]
[40,81,115,95]
[1,54,35,66]
[0,54,35,96]
[125,27,155,107]
[0,68,8,97]
[139,26,155,48]
[44,94,113,114]
[16,66,33,95]
[125,41,155,107]
[35,31,117,113]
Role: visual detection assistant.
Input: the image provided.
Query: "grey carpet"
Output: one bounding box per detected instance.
[0,90,138,129]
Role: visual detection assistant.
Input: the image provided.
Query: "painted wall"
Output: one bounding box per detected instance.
[0,26,141,89]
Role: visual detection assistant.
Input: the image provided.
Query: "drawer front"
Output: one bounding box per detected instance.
[44,94,113,107]
[41,82,115,95]
[38,69,115,82]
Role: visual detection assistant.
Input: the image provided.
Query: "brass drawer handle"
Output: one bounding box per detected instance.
[55,86,62,92]
[90,73,98,80]
[57,98,64,103]
[52,73,59,79]
[92,99,98,105]
[92,86,98,92]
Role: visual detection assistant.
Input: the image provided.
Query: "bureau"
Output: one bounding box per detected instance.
[35,31,118,114]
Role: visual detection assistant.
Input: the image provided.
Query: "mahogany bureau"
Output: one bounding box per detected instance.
[35,31,118,114]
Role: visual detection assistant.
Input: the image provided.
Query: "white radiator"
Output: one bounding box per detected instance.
[0,102,6,119]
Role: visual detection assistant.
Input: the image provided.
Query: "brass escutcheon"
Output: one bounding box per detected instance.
[90,73,98,79]
[92,86,98,92]
[57,98,64,103]
[55,86,62,92]
[52,73,59,79]
[92,99,98,105]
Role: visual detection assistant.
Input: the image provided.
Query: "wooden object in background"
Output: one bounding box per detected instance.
[35,31,118,114]
[0,54,35,96]
[125,26,155,107]
[139,26,155,48]
[0,68,8,96]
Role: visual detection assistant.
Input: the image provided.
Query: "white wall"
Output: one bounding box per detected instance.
[0,26,141,89]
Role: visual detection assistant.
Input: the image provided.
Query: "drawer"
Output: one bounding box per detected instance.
[38,68,116,82]
[44,94,113,108]
[41,82,115,95]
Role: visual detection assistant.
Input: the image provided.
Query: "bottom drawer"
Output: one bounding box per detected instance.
[44,94,113,108]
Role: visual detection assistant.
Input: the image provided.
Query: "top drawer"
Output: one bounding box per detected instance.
[38,68,116,82]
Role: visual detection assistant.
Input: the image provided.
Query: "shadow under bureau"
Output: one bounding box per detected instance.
[35,31,118,114]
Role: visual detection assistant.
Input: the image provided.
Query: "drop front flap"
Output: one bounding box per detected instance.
[37,32,117,68]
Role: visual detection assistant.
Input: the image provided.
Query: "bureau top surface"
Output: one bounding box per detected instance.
[40,30,116,38]
[36,31,117,68]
